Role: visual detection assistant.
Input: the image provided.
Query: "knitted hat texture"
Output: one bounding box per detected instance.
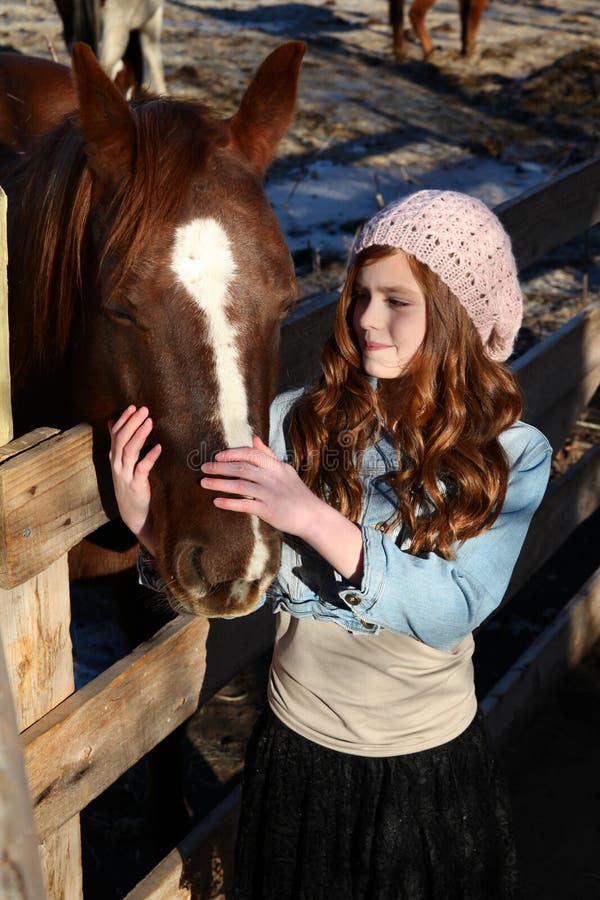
[353,190,523,361]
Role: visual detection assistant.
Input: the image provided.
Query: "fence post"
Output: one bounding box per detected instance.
[0,639,46,898]
[0,187,46,899]
[0,187,82,896]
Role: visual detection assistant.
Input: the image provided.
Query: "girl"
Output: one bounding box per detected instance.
[109,190,552,899]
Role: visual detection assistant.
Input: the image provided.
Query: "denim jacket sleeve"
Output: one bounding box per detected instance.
[335,423,552,651]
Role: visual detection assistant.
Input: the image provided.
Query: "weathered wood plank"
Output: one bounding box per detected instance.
[0,556,73,732]
[527,366,600,455]
[0,187,11,447]
[38,820,83,900]
[0,639,45,898]
[0,424,109,588]
[496,157,600,271]
[23,615,207,842]
[23,603,274,841]
[279,289,337,391]
[0,554,82,899]
[513,300,600,450]
[0,427,60,465]
[514,301,600,409]
[482,565,600,749]
[124,786,241,900]
[507,444,600,601]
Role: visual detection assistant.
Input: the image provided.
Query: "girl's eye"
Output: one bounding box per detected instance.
[388,298,410,309]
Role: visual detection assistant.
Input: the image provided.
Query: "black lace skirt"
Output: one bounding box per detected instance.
[232,709,517,900]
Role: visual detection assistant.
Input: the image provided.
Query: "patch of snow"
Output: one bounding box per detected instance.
[268,153,550,258]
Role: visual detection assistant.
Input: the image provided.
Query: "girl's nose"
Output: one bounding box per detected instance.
[358,298,382,331]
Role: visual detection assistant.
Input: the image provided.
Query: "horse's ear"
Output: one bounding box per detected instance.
[71,42,136,188]
[229,41,305,177]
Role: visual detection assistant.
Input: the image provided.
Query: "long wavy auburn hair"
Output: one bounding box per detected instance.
[287,245,523,559]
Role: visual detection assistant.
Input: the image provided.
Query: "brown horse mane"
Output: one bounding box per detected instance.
[12,116,89,385]
[10,98,227,387]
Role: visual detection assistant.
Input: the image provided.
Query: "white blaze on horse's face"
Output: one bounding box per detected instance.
[171,217,248,446]
[170,216,270,591]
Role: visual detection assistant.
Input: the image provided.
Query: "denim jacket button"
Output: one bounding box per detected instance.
[346,593,361,606]
[358,617,375,629]
[375,522,387,531]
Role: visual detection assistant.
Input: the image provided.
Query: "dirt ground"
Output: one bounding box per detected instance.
[2,0,600,897]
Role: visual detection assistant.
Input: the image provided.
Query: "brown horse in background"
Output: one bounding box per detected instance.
[390,0,489,60]
[0,41,305,618]
[0,53,76,155]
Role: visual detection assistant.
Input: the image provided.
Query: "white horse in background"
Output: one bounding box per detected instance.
[54,0,167,96]
[100,0,166,95]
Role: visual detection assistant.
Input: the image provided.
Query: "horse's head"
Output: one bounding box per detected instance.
[66,43,304,617]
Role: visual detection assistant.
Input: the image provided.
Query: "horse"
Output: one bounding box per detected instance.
[390,0,489,60]
[0,40,305,619]
[53,0,164,96]
[0,52,76,156]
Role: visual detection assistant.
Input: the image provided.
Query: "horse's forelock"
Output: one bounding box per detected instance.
[98,101,229,298]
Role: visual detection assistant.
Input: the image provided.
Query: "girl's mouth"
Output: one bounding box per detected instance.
[364,341,392,351]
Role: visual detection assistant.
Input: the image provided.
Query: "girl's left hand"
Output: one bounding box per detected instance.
[200,435,323,538]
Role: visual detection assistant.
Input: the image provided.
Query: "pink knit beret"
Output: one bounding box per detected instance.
[353,190,523,361]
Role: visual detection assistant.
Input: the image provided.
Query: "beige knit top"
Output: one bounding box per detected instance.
[268,611,477,756]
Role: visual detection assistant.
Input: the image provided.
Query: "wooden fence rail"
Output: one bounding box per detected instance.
[0,155,599,897]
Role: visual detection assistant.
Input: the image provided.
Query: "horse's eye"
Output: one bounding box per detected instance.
[106,305,137,325]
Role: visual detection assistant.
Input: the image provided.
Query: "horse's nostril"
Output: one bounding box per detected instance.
[190,547,204,580]
[173,542,208,594]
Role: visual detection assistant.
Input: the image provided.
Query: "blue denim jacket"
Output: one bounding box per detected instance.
[263,389,552,652]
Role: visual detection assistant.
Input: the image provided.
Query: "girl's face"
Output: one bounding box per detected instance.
[351,250,427,379]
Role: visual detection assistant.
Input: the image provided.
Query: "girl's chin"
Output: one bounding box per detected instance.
[361,360,403,380]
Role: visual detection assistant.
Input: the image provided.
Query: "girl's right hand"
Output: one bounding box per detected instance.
[108,406,162,553]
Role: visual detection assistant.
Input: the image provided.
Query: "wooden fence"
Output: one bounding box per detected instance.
[0,155,599,898]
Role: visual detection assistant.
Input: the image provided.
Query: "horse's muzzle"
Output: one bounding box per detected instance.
[165,536,279,618]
